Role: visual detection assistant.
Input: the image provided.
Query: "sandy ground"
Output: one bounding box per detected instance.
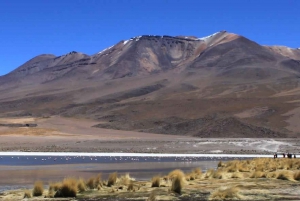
[0,116,300,155]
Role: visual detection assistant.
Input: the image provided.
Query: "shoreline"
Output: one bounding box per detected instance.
[0,152,275,158]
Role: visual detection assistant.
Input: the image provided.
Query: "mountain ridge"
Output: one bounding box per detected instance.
[1,31,300,138]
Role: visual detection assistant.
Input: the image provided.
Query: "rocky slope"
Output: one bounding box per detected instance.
[1,31,300,137]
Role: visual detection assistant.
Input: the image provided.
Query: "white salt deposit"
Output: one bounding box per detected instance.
[0,152,273,158]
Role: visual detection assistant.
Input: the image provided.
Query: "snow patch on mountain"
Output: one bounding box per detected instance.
[98,45,114,54]
[198,32,221,41]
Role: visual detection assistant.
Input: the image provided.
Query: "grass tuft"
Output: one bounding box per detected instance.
[77,178,86,192]
[107,172,118,187]
[24,190,32,198]
[294,171,300,180]
[209,186,241,200]
[276,170,294,181]
[86,177,96,189]
[151,176,160,187]
[32,181,44,196]
[55,178,77,198]
[127,183,134,191]
[171,173,184,194]
[250,171,266,178]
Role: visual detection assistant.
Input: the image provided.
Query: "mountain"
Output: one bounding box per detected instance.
[1,31,300,138]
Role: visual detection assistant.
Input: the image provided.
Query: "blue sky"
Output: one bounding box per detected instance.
[0,0,299,76]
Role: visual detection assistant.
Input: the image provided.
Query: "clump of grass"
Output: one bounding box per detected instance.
[209,186,241,200]
[107,172,118,187]
[127,183,134,191]
[231,172,244,179]
[168,169,185,181]
[186,172,196,181]
[249,171,266,178]
[24,190,32,198]
[151,176,160,187]
[86,177,96,189]
[55,178,78,198]
[32,181,44,196]
[47,189,55,198]
[266,172,277,179]
[204,169,215,179]
[192,168,202,179]
[276,170,294,181]
[212,170,226,179]
[49,182,61,192]
[171,173,184,194]
[294,171,300,180]
[77,178,86,192]
[118,173,134,185]
[217,161,224,168]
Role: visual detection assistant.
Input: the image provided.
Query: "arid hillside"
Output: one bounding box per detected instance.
[1,31,300,138]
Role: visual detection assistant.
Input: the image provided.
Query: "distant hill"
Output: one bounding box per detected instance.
[1,31,300,138]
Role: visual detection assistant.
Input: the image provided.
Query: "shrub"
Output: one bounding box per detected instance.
[24,190,32,198]
[151,176,160,187]
[210,186,241,200]
[32,181,44,196]
[171,173,184,194]
[107,172,118,187]
[55,178,78,198]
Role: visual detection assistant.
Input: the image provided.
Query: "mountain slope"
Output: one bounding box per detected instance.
[1,31,300,138]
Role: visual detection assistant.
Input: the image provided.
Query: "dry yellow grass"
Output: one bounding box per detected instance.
[212,170,226,179]
[77,178,86,192]
[49,182,61,191]
[192,168,202,178]
[250,171,266,179]
[55,178,78,198]
[204,169,215,179]
[276,170,294,181]
[294,171,300,180]
[118,173,134,185]
[231,172,244,179]
[168,169,185,180]
[171,173,184,195]
[86,177,96,189]
[151,176,160,187]
[23,190,32,198]
[32,181,44,196]
[107,172,118,187]
[209,186,241,200]
[127,183,134,191]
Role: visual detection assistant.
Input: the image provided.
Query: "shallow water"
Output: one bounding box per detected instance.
[0,155,252,193]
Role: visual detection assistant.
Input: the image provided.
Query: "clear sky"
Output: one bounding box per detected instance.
[0,0,299,76]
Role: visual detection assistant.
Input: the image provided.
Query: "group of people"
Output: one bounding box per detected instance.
[273,153,296,159]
